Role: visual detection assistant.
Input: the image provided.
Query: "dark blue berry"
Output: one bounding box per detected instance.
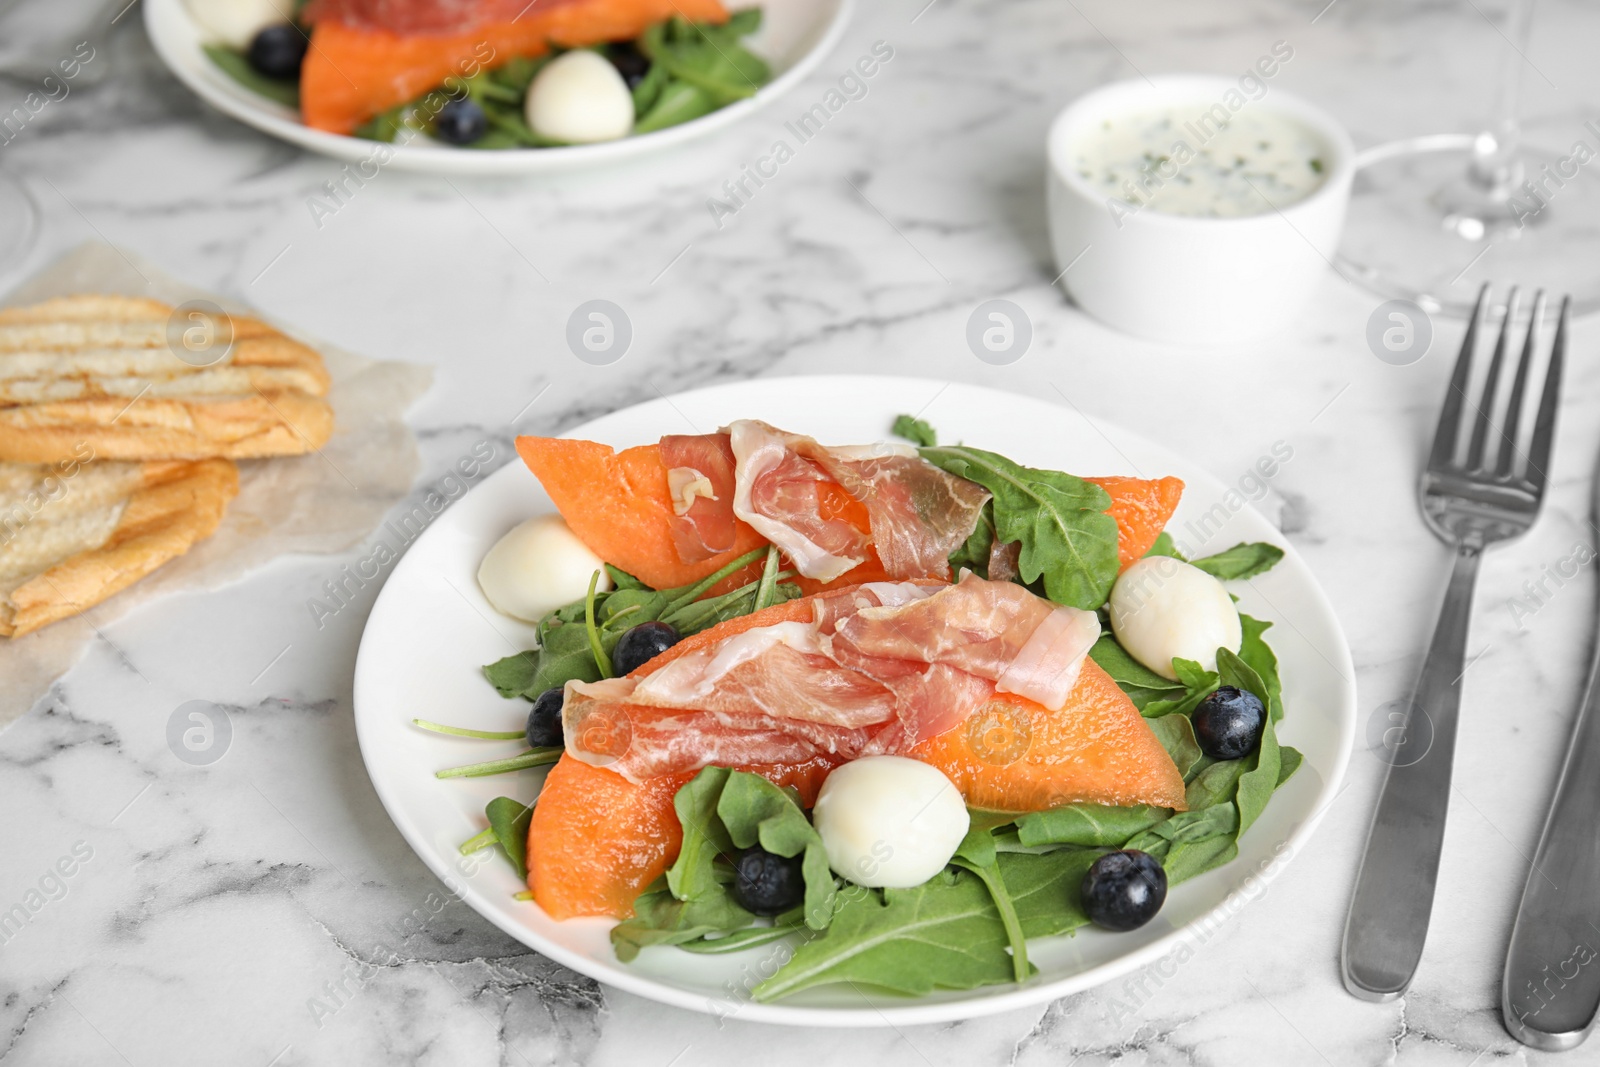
[609,42,651,89]
[733,847,805,915]
[525,687,564,748]
[1081,850,1167,931]
[612,621,679,675]
[1192,686,1266,760]
[433,97,488,145]
[247,24,308,81]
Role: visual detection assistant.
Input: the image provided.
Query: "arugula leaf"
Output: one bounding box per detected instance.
[1145,713,1205,780]
[1015,804,1168,848]
[947,499,997,578]
[1190,542,1285,581]
[666,767,738,901]
[1142,531,1185,560]
[920,445,1120,609]
[1162,835,1238,885]
[1237,613,1286,723]
[891,414,938,447]
[1088,635,1186,710]
[640,16,770,105]
[1218,648,1281,835]
[753,869,1017,1000]
[204,45,300,107]
[485,797,534,878]
[716,772,835,929]
[1277,745,1304,786]
[611,880,754,961]
[951,828,1028,982]
[634,80,716,133]
[1001,849,1100,939]
[1139,658,1220,718]
[677,920,803,954]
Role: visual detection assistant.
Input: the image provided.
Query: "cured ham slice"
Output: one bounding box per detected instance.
[563,576,1098,783]
[721,420,989,583]
[660,433,740,564]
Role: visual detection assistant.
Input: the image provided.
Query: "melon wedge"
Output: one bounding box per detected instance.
[1086,475,1185,570]
[911,659,1187,811]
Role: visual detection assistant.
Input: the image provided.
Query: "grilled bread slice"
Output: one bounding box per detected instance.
[0,295,333,462]
[0,456,239,637]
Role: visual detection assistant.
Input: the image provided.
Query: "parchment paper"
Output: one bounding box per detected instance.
[0,242,433,728]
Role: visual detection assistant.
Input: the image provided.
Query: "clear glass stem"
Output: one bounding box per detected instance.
[1468,0,1535,194]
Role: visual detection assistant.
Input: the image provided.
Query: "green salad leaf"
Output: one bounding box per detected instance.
[1088,634,1187,710]
[1142,531,1185,560]
[485,797,534,878]
[891,413,938,448]
[752,868,1018,1001]
[1015,803,1168,848]
[1190,542,1285,581]
[716,771,835,929]
[919,445,1120,609]
[203,45,300,108]
[951,828,1028,982]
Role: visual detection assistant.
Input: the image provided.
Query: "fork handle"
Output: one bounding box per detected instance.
[1501,614,1600,1049]
[1342,545,1482,1001]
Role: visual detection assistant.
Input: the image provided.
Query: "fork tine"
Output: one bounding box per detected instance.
[1467,286,1517,471]
[1429,284,1490,472]
[1497,289,1545,477]
[1524,294,1569,493]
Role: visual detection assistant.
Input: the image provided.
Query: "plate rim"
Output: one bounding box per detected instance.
[352,374,1357,1026]
[144,0,856,175]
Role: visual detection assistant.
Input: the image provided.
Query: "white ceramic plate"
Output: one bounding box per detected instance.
[352,376,1357,1026]
[145,0,852,174]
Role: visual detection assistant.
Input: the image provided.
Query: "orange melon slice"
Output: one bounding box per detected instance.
[515,436,768,591]
[912,659,1186,811]
[301,0,729,135]
[527,753,837,919]
[1086,475,1185,570]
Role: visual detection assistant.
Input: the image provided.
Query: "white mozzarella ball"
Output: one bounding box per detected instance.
[186,0,295,49]
[1109,556,1242,681]
[525,50,635,144]
[812,757,970,889]
[477,515,612,623]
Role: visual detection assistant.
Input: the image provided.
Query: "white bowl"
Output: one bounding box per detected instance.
[145,0,854,175]
[1046,75,1355,346]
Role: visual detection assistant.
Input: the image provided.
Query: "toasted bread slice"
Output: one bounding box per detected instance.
[0,457,239,637]
[0,294,333,462]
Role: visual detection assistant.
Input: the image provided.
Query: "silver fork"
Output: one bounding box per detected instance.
[1342,284,1570,1002]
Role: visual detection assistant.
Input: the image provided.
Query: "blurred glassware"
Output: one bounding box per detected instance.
[0,169,39,273]
[1337,0,1600,318]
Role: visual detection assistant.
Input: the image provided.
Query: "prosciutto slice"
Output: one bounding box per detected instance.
[722,420,990,583]
[660,433,740,563]
[563,575,1098,782]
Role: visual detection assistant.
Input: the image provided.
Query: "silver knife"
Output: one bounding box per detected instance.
[1502,487,1600,1050]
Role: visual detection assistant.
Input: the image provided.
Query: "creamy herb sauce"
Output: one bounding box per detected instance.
[1074,107,1328,217]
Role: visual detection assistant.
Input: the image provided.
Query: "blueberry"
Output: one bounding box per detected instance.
[1192,685,1266,760]
[733,847,805,915]
[525,687,564,748]
[612,621,679,675]
[433,97,488,145]
[1081,850,1167,931]
[609,42,652,89]
[247,24,308,81]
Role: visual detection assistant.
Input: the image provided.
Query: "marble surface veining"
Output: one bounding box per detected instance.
[5,0,1600,1063]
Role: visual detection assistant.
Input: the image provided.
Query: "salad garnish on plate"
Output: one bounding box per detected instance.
[417,416,1297,1001]
[188,0,771,148]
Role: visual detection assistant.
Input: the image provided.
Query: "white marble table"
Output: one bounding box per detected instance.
[5,0,1600,1062]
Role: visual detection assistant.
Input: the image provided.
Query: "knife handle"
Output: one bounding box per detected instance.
[1342,547,1480,1000]
[1502,635,1600,1050]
